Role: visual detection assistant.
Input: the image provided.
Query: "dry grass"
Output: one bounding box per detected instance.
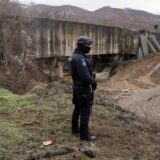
[0,83,159,160]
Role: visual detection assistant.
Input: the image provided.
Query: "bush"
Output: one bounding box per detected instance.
[0,1,47,94]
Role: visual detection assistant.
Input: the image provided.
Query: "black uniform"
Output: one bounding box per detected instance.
[70,48,96,140]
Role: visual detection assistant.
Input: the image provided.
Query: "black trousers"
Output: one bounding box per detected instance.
[72,87,92,138]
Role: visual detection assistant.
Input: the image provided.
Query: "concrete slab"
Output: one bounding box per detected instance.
[140,35,149,56]
[148,35,160,52]
[147,39,157,53]
[137,46,144,59]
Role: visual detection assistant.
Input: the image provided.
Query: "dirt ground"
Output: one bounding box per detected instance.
[99,54,160,123]
[0,54,160,160]
[0,82,159,160]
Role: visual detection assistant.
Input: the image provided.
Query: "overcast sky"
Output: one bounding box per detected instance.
[21,0,160,14]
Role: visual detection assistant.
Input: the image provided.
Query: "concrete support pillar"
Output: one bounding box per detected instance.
[49,58,57,78]
[36,57,64,80]
[53,57,64,78]
[58,60,64,78]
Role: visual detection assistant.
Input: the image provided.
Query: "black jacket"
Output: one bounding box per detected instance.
[69,50,96,87]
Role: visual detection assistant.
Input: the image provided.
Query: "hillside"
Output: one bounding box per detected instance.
[0,82,159,160]
[0,54,159,160]
[1,53,160,159]
[26,4,160,31]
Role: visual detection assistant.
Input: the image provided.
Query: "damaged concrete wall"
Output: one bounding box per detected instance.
[29,18,140,58]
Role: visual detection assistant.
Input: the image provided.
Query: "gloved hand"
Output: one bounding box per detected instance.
[92,82,97,90]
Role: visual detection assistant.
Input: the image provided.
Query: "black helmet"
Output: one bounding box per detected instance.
[77,36,92,45]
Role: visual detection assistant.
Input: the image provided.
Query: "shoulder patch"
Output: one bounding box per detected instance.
[68,57,72,62]
[82,61,87,66]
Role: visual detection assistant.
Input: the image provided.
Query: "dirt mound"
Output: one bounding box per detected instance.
[98,54,160,129]
[99,54,160,92]
[0,62,49,94]
[117,54,160,80]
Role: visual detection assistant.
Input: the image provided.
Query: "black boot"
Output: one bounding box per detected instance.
[80,134,96,141]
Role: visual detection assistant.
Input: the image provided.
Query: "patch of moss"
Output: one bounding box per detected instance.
[0,88,37,112]
[29,84,47,94]
[0,72,6,80]
[17,94,37,108]
[0,88,15,96]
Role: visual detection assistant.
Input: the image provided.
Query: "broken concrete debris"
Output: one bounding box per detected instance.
[148,34,160,52]
[140,35,149,56]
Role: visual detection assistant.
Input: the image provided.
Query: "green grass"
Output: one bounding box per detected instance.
[0,88,39,159]
[0,84,159,160]
[0,88,37,112]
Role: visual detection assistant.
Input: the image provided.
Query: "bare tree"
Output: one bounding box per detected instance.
[0,0,45,94]
[0,0,32,64]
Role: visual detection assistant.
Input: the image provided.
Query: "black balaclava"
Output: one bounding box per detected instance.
[76,43,91,54]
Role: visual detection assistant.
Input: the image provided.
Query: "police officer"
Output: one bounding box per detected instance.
[69,36,97,141]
